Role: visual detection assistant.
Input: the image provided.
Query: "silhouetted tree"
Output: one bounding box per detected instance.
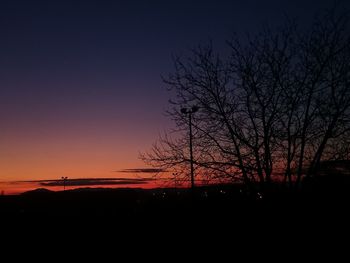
[142,7,350,190]
[297,10,350,184]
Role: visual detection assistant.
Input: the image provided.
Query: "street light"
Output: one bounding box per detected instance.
[181,106,198,190]
[61,176,68,191]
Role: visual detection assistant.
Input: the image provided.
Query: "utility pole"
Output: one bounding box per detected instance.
[181,106,198,190]
[61,176,68,191]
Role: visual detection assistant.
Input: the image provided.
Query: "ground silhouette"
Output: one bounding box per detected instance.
[1,182,349,228]
[1,181,349,255]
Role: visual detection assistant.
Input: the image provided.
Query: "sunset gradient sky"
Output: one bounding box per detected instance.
[0,0,345,194]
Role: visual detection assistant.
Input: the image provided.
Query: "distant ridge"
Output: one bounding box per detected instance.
[21,188,53,195]
[20,186,145,196]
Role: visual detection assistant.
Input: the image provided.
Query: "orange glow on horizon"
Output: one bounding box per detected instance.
[0,180,161,195]
[0,116,167,194]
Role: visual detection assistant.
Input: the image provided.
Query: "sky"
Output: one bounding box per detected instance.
[0,0,347,194]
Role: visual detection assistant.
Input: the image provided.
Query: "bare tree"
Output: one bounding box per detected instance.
[141,7,350,190]
[294,8,350,185]
[142,44,246,187]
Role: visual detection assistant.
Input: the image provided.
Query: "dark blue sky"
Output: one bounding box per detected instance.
[0,0,347,185]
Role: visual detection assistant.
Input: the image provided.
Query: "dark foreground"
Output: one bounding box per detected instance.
[1,183,349,253]
[1,183,349,224]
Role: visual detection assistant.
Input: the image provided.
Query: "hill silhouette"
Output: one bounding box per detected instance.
[20,188,54,195]
[1,182,350,251]
[1,182,349,222]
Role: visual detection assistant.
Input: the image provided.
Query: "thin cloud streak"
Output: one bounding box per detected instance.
[6,178,155,187]
[40,180,147,187]
[117,168,167,173]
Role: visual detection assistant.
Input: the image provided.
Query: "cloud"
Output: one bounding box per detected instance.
[117,168,166,173]
[17,178,154,187]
